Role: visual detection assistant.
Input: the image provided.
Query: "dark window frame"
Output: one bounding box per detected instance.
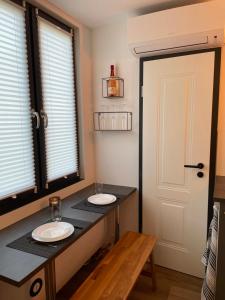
[0,0,81,215]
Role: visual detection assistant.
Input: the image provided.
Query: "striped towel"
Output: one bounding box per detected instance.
[201,204,219,300]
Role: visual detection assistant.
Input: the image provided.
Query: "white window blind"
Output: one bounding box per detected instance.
[0,0,35,200]
[38,18,78,182]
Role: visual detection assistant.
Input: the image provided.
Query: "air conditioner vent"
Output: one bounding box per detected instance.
[134,35,209,55]
[128,2,225,57]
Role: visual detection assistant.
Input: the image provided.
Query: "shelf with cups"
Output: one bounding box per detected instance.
[93,111,132,131]
[96,65,129,131]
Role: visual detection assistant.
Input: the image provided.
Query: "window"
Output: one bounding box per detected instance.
[0,0,35,199]
[0,0,80,214]
[38,17,78,183]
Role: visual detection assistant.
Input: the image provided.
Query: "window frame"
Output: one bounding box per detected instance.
[0,0,81,215]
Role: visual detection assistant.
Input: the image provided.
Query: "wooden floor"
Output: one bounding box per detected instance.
[57,259,203,300]
[129,266,202,300]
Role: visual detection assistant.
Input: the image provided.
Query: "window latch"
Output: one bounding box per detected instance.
[31,109,40,129]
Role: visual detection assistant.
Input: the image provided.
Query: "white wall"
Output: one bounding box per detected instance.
[92,1,225,183]
[216,46,225,175]
[92,19,139,187]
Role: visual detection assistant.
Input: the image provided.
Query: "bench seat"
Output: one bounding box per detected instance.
[70,231,157,300]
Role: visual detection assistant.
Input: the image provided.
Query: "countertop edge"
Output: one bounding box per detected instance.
[0,184,137,286]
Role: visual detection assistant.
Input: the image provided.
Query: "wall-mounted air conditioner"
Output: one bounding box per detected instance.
[128,1,225,57]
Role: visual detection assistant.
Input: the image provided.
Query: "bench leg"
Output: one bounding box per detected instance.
[141,253,157,292]
[149,253,157,291]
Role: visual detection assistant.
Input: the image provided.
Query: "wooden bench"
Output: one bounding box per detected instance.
[70,231,157,300]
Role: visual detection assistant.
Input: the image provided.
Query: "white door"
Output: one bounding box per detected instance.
[142,52,215,278]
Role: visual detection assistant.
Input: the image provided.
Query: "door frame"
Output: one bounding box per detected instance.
[139,48,221,232]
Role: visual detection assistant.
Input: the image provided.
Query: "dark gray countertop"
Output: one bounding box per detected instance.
[0,184,136,286]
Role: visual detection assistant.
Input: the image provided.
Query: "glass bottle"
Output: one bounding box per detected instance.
[108,65,117,97]
[49,196,62,222]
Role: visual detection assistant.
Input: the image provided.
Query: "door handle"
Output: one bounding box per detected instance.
[40,110,48,128]
[184,163,204,169]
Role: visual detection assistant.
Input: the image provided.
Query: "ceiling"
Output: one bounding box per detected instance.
[49,0,209,28]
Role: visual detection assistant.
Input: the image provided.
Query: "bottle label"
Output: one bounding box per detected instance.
[108,86,117,96]
[108,77,117,97]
